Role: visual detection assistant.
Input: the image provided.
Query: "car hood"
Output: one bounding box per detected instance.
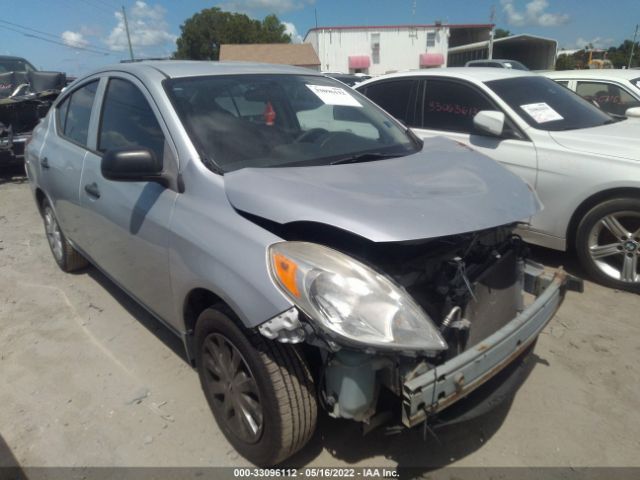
[548,120,640,161]
[224,137,541,242]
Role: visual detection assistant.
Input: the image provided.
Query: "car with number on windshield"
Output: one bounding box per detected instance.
[25,61,580,466]
[541,69,640,118]
[357,68,640,291]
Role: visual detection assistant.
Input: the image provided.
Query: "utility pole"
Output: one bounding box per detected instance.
[122,5,134,61]
[629,24,638,69]
[488,4,496,59]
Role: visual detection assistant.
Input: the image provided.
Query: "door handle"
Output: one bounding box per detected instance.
[40,157,50,169]
[84,182,101,199]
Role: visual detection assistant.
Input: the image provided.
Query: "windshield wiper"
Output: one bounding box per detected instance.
[330,152,401,165]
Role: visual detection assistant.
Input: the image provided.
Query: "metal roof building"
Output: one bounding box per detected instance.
[447,34,558,70]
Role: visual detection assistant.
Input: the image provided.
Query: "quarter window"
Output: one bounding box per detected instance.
[422,79,494,133]
[360,80,417,126]
[575,81,640,116]
[98,78,165,161]
[58,81,98,147]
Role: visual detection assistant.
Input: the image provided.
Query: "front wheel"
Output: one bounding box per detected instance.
[575,198,640,291]
[195,306,317,466]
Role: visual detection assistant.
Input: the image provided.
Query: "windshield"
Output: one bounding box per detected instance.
[486,76,614,131]
[632,77,640,90]
[0,58,35,73]
[165,74,418,172]
[504,60,528,70]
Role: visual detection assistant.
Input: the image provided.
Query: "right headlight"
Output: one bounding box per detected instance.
[268,241,447,353]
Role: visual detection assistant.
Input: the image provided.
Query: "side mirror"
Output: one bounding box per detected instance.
[473,110,505,137]
[101,147,164,183]
[624,106,640,118]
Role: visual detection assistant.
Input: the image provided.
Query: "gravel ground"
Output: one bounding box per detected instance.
[1,165,639,473]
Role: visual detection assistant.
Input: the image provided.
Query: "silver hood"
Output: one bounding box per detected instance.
[224,137,541,242]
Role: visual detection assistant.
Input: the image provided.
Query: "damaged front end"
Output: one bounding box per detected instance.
[258,225,582,430]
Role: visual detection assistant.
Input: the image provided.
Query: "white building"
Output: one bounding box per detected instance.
[304,23,492,75]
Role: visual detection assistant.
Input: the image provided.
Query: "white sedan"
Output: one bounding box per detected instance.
[542,69,640,117]
[356,68,640,290]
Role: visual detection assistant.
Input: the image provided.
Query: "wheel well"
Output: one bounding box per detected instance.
[566,188,640,250]
[183,288,235,365]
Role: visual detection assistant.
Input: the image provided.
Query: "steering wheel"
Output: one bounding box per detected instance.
[318,131,360,149]
[294,128,329,143]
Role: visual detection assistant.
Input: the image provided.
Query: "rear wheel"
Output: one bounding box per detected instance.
[195,306,317,466]
[576,198,640,291]
[41,199,88,272]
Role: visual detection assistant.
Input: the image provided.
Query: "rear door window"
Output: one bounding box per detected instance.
[422,79,494,133]
[359,79,418,126]
[98,78,165,161]
[58,80,99,147]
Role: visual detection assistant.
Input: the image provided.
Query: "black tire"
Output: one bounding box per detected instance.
[575,197,640,292]
[41,198,88,272]
[195,306,317,466]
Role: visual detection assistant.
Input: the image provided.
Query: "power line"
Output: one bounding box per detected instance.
[0,23,113,56]
[0,19,113,54]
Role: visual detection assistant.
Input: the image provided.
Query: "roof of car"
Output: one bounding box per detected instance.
[356,67,533,87]
[543,69,640,80]
[0,55,28,61]
[87,60,323,79]
[466,59,521,64]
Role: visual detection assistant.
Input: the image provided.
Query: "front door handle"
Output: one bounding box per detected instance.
[84,182,100,199]
[40,157,50,169]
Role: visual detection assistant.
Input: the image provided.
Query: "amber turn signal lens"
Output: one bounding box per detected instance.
[273,253,300,298]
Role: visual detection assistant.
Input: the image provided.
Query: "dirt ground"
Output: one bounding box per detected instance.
[1,165,639,472]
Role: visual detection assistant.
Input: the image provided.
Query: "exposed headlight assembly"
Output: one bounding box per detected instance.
[268,242,447,353]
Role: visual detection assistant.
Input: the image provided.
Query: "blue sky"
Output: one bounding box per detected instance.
[1,0,638,75]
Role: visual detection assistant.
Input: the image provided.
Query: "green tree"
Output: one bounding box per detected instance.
[555,54,576,70]
[494,28,511,39]
[174,7,291,60]
[260,14,289,43]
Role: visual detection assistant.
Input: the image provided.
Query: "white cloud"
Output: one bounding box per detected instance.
[105,1,176,54]
[283,21,302,43]
[501,0,569,27]
[575,36,614,49]
[217,0,315,14]
[61,31,89,48]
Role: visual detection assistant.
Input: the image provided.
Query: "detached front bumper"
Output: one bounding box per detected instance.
[402,265,581,427]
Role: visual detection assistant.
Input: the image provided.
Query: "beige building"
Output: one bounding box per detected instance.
[219,43,321,70]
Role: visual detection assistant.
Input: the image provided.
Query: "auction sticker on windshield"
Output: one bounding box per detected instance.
[307,85,362,107]
[520,102,563,123]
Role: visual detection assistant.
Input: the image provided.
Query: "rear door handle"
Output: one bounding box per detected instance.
[84,182,100,199]
[40,157,49,169]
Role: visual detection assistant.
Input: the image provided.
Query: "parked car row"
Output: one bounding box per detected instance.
[26,61,583,466]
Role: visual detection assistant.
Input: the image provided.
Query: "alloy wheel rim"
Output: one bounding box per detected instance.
[202,333,264,444]
[44,207,63,262]
[587,211,640,284]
